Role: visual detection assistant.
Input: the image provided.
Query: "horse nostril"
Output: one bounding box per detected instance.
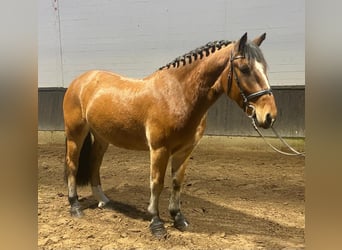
[265,113,274,127]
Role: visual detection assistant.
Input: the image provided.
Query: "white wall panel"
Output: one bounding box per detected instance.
[38,0,304,87]
[38,0,63,87]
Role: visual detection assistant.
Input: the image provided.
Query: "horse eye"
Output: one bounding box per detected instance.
[240,65,250,74]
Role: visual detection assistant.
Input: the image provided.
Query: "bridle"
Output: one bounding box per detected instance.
[227,51,272,117]
[226,51,305,157]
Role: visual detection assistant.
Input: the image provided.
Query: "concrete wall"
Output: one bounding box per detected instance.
[38,88,65,130]
[206,86,305,137]
[38,86,305,137]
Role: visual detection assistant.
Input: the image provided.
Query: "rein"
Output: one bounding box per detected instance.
[227,52,305,157]
[250,116,305,157]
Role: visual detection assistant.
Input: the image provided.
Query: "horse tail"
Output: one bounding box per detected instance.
[64,132,93,186]
[76,132,93,186]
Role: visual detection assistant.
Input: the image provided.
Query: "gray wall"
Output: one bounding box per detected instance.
[38,86,305,137]
[39,0,304,87]
[206,86,305,137]
[38,88,65,130]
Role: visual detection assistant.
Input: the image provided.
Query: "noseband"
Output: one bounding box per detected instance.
[227,52,272,116]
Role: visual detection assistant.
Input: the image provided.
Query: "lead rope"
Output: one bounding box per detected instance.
[250,117,305,157]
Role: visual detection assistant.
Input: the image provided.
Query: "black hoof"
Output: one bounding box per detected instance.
[69,196,84,217]
[173,212,189,231]
[149,216,167,239]
[70,206,84,217]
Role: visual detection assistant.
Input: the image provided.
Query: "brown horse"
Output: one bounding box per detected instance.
[63,32,277,237]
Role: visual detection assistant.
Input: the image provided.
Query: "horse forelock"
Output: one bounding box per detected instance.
[159,40,232,70]
[243,42,268,69]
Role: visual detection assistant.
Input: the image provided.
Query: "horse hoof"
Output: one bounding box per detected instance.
[98,200,109,208]
[173,212,189,231]
[70,207,84,218]
[149,217,167,239]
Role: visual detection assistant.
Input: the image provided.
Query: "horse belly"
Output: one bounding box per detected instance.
[86,114,148,151]
[107,127,149,150]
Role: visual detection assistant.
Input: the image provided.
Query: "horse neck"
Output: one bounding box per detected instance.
[147,45,233,127]
[160,45,232,110]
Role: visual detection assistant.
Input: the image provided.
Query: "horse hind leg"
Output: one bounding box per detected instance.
[65,130,109,216]
[89,134,110,208]
[65,130,90,217]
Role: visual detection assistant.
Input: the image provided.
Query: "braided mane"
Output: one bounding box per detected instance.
[159,40,232,70]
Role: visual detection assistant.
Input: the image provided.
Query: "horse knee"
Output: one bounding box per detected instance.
[149,179,164,198]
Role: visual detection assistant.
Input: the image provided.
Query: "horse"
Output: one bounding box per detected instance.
[63,32,277,238]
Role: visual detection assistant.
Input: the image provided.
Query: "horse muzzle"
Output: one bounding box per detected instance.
[247,103,276,129]
[254,110,276,129]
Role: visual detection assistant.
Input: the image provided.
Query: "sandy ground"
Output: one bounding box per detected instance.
[38,136,305,249]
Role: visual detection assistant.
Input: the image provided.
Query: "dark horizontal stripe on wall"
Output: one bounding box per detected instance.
[38,86,305,137]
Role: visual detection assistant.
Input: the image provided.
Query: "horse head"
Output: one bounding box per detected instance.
[223,33,277,129]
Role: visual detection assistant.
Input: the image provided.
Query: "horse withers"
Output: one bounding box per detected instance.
[63,33,277,238]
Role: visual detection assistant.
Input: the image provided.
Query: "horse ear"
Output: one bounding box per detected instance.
[236,32,248,53]
[253,33,266,46]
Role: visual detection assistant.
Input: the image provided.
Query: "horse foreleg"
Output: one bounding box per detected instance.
[148,147,170,238]
[90,136,110,208]
[169,146,193,231]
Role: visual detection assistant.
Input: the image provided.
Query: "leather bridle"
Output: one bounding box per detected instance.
[227,51,272,117]
[226,52,305,157]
